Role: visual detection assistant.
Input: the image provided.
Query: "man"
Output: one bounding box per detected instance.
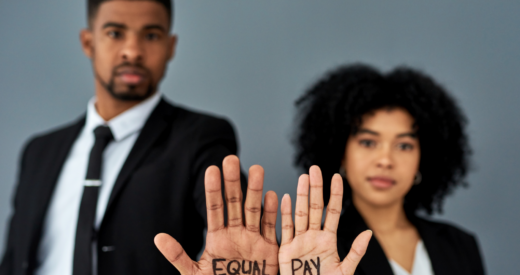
[0,1,246,274]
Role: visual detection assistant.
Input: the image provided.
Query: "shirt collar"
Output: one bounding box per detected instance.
[85,92,162,142]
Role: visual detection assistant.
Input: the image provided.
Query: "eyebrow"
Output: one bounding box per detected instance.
[357,129,379,136]
[102,22,127,29]
[143,24,167,32]
[357,128,417,138]
[397,132,418,138]
[102,23,166,33]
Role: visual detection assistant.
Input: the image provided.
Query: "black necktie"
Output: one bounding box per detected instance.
[73,125,113,275]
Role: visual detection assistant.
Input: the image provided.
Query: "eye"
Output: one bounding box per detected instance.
[145,32,160,41]
[398,143,414,151]
[359,139,375,148]
[107,30,122,39]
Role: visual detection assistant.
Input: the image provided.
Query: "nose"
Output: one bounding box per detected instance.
[120,34,143,64]
[376,145,393,169]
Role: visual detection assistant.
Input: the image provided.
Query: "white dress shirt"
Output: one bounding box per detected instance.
[389,240,435,275]
[35,92,161,275]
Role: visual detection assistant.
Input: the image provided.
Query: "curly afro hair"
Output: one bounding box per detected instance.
[293,63,471,215]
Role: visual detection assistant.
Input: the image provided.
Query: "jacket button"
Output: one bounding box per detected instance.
[101,246,115,252]
[21,261,28,269]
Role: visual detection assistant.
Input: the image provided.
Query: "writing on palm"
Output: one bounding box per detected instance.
[155,157,371,275]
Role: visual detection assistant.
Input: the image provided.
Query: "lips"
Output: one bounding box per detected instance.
[120,73,144,85]
[367,176,396,189]
[116,67,147,85]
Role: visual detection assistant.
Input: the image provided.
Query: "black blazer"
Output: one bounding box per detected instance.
[0,98,247,275]
[337,205,485,275]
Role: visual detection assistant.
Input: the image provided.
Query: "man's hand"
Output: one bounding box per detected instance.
[278,166,372,275]
[155,155,279,275]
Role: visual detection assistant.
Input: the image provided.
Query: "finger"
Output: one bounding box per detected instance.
[308,166,324,230]
[340,230,373,275]
[205,165,225,232]
[261,190,278,245]
[244,165,264,233]
[294,174,309,236]
[280,194,294,246]
[154,233,196,275]
[323,174,343,234]
[223,155,243,228]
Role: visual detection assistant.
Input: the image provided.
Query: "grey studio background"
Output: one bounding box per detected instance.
[0,1,519,273]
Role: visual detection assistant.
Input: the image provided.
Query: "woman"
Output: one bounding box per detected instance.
[294,64,485,275]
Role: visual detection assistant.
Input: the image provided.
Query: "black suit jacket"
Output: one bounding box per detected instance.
[337,205,485,275]
[0,98,247,275]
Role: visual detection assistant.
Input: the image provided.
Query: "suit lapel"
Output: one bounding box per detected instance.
[27,116,86,263]
[104,99,174,218]
[339,205,394,275]
[412,216,462,275]
[357,238,394,275]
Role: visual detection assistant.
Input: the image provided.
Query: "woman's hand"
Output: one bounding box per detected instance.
[278,166,372,275]
[154,155,279,275]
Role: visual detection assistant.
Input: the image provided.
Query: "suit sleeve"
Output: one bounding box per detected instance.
[190,117,248,225]
[0,138,35,275]
[467,234,486,275]
[0,216,15,275]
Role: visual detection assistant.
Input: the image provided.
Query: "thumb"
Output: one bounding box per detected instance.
[155,233,197,275]
[340,230,372,275]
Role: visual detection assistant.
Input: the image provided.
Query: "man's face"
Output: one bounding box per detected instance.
[81,1,176,101]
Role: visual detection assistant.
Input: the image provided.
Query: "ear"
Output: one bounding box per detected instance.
[341,142,348,166]
[167,34,178,61]
[340,157,346,174]
[80,29,94,59]
[340,142,349,173]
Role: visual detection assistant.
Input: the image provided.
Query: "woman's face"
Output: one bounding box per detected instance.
[343,107,420,208]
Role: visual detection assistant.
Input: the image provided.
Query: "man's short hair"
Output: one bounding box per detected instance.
[87,0,173,28]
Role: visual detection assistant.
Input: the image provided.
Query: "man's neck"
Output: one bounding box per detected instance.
[353,195,411,234]
[94,86,143,122]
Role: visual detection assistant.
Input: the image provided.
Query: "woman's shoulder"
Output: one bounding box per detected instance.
[412,215,478,245]
[412,216,486,274]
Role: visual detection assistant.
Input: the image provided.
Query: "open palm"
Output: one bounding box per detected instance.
[155,156,279,275]
[279,166,372,275]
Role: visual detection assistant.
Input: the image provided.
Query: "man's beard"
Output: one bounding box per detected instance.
[95,62,155,102]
